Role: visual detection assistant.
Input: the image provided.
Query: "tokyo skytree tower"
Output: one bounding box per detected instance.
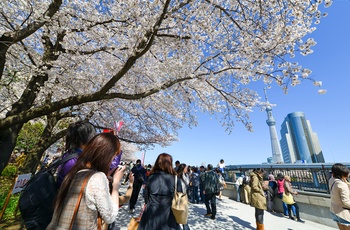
[264,88,284,164]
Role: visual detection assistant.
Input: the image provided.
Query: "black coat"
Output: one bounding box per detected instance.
[138,171,180,230]
[131,164,146,184]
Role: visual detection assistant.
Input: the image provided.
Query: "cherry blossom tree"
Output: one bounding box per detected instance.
[0,0,331,173]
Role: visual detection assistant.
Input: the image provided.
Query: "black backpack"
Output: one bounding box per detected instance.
[243,175,250,185]
[19,153,78,230]
[132,165,146,184]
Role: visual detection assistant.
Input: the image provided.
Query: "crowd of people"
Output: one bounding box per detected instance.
[231,163,350,230]
[231,169,304,229]
[33,120,230,230]
[14,119,350,230]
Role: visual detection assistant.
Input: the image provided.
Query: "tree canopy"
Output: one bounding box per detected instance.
[0,0,331,173]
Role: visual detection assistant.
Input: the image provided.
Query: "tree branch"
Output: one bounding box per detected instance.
[0,73,193,129]
[0,0,63,80]
[98,0,172,95]
[204,0,242,31]
[156,33,191,40]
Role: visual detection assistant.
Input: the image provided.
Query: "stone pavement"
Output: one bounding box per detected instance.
[0,185,336,230]
[115,185,337,230]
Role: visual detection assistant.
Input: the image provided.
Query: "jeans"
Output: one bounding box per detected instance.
[278,193,296,215]
[204,193,217,218]
[192,186,199,203]
[288,203,300,220]
[234,184,241,202]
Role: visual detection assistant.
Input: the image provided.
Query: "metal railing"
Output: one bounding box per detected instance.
[223,163,350,194]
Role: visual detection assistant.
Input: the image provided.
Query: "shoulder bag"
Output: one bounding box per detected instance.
[282,192,295,205]
[127,204,146,230]
[171,176,189,224]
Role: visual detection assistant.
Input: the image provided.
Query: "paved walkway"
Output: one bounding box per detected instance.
[0,185,337,230]
[115,185,337,230]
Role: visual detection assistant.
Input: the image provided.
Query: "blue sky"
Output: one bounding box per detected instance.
[137,1,350,167]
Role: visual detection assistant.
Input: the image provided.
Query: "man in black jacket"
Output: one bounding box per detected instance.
[129,159,146,213]
[202,164,219,220]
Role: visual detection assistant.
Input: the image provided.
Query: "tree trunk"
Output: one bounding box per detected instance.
[0,125,23,174]
[18,150,42,175]
[18,113,68,175]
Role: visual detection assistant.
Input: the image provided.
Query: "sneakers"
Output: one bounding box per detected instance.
[205,213,215,220]
[297,219,305,223]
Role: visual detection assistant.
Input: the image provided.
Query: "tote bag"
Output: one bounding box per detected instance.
[127,204,145,230]
[171,176,189,224]
[127,217,139,230]
[282,193,295,205]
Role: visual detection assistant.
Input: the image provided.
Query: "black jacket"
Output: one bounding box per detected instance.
[203,171,219,194]
[138,171,180,230]
[131,164,146,184]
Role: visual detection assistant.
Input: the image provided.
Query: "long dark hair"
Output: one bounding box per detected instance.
[176,163,187,179]
[55,133,121,211]
[150,153,176,175]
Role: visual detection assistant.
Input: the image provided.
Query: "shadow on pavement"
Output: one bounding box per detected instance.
[229,215,255,230]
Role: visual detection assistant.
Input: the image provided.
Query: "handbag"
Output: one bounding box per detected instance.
[171,176,189,224]
[127,204,145,230]
[282,192,295,205]
[127,218,139,230]
[136,173,145,183]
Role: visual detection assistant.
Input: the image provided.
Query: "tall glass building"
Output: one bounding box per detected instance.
[280,112,325,163]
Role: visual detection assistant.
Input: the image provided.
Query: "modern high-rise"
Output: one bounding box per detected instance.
[279,112,325,163]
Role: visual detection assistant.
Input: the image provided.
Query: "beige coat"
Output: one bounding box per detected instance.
[284,180,294,196]
[329,177,350,222]
[250,172,266,210]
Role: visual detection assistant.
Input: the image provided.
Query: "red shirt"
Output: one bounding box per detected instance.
[277,179,285,193]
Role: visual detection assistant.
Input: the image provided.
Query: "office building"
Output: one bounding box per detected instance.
[280,112,325,163]
[267,157,274,164]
